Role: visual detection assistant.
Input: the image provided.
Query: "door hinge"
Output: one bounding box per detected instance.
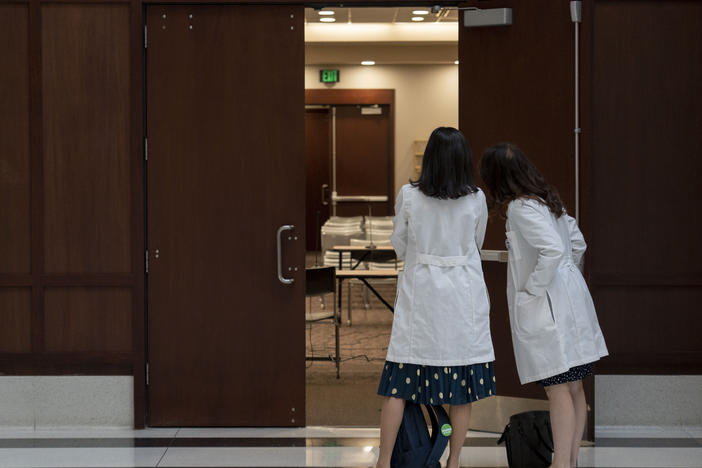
[146,363,150,386]
[144,25,147,49]
[144,138,148,161]
[145,250,149,274]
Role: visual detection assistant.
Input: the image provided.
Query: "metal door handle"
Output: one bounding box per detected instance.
[277,224,295,284]
[321,184,329,205]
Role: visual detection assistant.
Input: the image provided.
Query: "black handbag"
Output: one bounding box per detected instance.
[391,403,452,468]
[497,410,554,468]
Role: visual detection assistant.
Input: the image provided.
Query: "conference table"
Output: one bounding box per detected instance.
[331,245,508,325]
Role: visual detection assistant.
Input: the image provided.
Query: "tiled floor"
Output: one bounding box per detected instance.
[0,426,700,467]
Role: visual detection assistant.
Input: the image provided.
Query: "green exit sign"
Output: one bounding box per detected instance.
[320,69,340,83]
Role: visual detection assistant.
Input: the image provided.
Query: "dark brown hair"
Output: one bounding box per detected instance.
[410,127,478,199]
[479,142,565,217]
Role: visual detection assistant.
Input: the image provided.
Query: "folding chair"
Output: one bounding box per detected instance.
[305,266,340,378]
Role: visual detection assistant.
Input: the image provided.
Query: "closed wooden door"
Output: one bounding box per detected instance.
[305,108,331,252]
[146,5,305,426]
[335,105,393,217]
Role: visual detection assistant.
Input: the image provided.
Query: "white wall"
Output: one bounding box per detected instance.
[305,64,459,196]
[596,375,702,430]
[0,376,133,428]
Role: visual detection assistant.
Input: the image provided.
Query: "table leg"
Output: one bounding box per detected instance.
[359,278,395,313]
[347,281,352,326]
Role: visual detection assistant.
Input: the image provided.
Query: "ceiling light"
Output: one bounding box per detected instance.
[411,16,425,22]
[412,10,430,15]
[454,60,459,65]
[318,10,335,15]
[319,17,336,22]
[361,61,375,66]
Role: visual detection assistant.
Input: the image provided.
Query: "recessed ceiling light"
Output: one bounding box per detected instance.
[412,10,430,15]
[454,60,459,65]
[411,16,425,22]
[361,61,375,66]
[319,17,336,22]
[318,10,335,15]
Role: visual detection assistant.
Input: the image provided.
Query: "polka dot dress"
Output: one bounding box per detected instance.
[539,363,593,387]
[377,361,496,405]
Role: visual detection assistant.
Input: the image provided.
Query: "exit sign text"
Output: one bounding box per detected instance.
[320,69,340,83]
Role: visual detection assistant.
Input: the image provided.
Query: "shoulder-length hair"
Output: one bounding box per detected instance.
[410,127,478,199]
[479,142,565,217]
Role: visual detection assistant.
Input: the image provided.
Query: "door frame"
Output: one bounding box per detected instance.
[305,89,396,214]
[133,3,595,432]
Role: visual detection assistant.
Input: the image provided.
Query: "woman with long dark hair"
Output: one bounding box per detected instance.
[480,143,608,468]
[375,127,495,468]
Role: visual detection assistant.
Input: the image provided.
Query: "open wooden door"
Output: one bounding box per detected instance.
[146,4,305,426]
[459,0,594,435]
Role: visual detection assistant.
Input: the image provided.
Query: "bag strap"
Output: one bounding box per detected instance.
[425,405,450,464]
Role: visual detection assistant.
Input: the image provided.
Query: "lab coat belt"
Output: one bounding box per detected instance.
[416,253,471,267]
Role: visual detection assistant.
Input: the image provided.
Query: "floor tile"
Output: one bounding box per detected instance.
[0,428,178,439]
[578,446,702,467]
[159,447,307,467]
[0,447,166,468]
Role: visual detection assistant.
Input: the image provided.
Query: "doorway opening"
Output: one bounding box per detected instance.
[302,5,469,427]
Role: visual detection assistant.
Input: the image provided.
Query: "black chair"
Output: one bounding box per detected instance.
[305,266,340,378]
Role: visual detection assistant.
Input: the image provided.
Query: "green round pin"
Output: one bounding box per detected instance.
[440,423,452,437]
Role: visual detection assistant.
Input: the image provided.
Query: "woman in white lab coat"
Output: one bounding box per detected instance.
[375,127,495,468]
[480,143,608,468]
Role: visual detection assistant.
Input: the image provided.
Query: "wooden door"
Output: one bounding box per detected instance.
[146,4,305,426]
[459,0,576,400]
[305,109,331,252]
[335,105,393,217]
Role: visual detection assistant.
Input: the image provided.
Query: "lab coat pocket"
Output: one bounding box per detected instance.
[515,291,556,336]
[506,231,522,261]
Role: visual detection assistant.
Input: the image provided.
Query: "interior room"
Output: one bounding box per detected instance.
[303,5,463,427]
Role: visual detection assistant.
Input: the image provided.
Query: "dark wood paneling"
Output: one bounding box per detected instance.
[306,89,394,106]
[147,4,305,426]
[129,0,146,429]
[44,287,132,353]
[460,0,575,232]
[589,1,702,373]
[0,289,32,353]
[0,4,31,275]
[42,3,131,274]
[0,352,132,375]
[460,0,574,398]
[143,0,454,4]
[29,0,45,356]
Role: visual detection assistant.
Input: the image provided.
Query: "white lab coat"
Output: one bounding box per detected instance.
[386,184,495,366]
[505,198,608,384]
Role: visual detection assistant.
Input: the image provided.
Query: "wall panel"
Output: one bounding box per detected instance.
[42,3,131,274]
[0,4,31,275]
[589,1,702,373]
[0,289,32,353]
[44,287,132,353]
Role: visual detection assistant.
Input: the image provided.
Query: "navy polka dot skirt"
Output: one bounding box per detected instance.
[539,363,593,387]
[377,361,496,405]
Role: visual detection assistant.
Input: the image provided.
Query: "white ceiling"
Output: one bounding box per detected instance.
[303,6,458,65]
[304,6,459,24]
